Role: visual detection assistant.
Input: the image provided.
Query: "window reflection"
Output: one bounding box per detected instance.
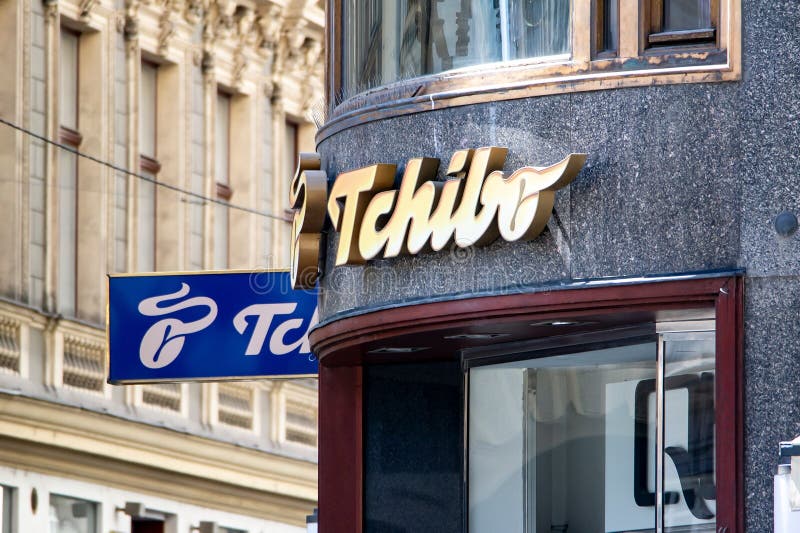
[664,0,711,32]
[343,0,572,96]
[49,495,97,533]
[468,333,717,532]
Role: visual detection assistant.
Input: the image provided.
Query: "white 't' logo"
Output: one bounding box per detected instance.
[138,283,218,369]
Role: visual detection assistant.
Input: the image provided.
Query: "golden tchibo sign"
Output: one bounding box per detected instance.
[289,147,587,290]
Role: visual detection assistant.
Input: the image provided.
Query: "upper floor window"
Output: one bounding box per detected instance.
[138,61,160,272]
[343,0,571,95]
[325,0,740,139]
[214,91,231,270]
[58,28,81,316]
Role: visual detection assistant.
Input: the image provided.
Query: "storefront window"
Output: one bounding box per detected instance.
[49,494,97,533]
[342,0,570,94]
[469,331,716,532]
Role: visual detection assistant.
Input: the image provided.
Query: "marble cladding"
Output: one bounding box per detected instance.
[316,1,800,529]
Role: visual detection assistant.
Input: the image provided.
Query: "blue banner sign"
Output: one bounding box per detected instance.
[108,271,318,383]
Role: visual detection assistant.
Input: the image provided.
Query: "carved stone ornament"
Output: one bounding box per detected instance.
[158,7,175,55]
[124,0,140,40]
[289,148,588,290]
[43,0,59,22]
[79,0,98,19]
[256,4,284,52]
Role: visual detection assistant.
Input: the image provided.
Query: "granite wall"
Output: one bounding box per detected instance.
[316,2,800,530]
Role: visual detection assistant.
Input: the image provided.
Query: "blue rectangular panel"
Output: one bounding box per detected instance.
[108,271,318,383]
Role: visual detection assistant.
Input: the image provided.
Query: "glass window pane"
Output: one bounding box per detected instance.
[140,63,157,158]
[214,204,228,269]
[469,342,657,533]
[58,150,77,316]
[507,0,571,60]
[341,0,570,96]
[137,175,155,272]
[603,0,618,52]
[60,31,79,130]
[1,486,13,533]
[664,0,711,31]
[663,334,716,530]
[49,495,97,533]
[215,93,230,186]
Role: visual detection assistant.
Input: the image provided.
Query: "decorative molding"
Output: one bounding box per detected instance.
[255,4,283,54]
[79,0,98,20]
[0,393,317,503]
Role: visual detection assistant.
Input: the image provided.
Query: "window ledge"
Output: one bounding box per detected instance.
[320,47,740,145]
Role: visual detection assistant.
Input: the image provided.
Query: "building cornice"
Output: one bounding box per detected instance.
[0,392,317,524]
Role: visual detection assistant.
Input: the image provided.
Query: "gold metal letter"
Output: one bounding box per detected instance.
[289,153,328,290]
[327,164,396,266]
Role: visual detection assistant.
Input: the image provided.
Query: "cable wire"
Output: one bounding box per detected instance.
[0,116,289,222]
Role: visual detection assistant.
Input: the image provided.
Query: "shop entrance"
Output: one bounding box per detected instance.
[312,275,743,533]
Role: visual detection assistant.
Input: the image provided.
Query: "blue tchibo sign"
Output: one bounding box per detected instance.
[107,270,318,384]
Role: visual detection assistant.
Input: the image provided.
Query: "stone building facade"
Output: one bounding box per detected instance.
[0,0,323,531]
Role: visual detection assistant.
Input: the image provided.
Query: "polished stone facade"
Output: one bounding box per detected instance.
[316,3,800,530]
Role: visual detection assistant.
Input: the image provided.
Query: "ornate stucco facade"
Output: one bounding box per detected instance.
[0,0,323,531]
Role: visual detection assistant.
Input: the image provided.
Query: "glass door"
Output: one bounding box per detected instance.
[467,319,717,533]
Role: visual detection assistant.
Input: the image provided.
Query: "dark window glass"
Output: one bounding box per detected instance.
[664,0,711,31]
[601,0,618,52]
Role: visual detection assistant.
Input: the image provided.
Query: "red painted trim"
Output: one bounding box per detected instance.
[319,365,362,533]
[311,277,728,364]
[314,275,744,533]
[713,276,745,533]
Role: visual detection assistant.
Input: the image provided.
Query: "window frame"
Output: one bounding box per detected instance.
[322,0,740,143]
[647,0,719,46]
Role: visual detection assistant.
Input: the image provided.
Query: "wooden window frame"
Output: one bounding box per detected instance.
[593,0,620,58]
[311,274,744,533]
[321,0,740,143]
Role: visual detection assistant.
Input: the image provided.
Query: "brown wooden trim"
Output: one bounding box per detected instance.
[140,154,161,174]
[311,277,730,363]
[58,126,83,147]
[316,50,733,144]
[648,28,715,45]
[594,0,621,56]
[650,0,664,34]
[216,182,233,200]
[318,364,362,533]
[321,0,737,145]
[714,275,745,533]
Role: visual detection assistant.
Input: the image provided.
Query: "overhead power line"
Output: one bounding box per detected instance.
[0,116,289,222]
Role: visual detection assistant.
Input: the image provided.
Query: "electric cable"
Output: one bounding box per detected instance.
[0,116,289,222]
